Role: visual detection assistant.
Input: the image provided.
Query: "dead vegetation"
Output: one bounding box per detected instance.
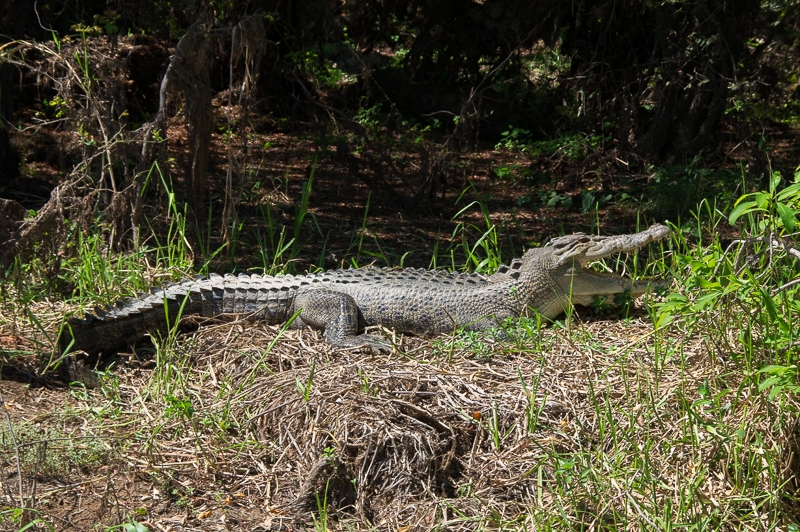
[3,294,799,530]
[0,17,268,265]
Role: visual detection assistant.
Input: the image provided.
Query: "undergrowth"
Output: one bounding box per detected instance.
[1,167,800,530]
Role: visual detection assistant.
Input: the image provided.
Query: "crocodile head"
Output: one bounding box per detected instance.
[520,224,671,317]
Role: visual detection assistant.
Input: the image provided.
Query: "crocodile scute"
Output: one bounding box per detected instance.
[58,224,671,358]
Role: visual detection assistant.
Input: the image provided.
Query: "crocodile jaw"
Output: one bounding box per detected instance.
[543,223,671,309]
[558,267,668,307]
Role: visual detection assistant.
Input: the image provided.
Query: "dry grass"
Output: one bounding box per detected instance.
[5,294,798,530]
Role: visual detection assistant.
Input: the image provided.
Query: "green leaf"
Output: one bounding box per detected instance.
[693,291,722,311]
[776,182,800,201]
[761,289,779,321]
[698,379,710,399]
[761,289,789,332]
[755,191,771,210]
[18,520,46,532]
[696,278,721,289]
[729,200,759,224]
[776,201,797,232]
[769,172,781,195]
[757,364,795,375]
[655,311,674,329]
[757,374,782,393]
[122,522,150,532]
[769,385,784,401]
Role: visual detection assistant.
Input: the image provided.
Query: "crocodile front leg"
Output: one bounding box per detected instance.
[293,288,391,353]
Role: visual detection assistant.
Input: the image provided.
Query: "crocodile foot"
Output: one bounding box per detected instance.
[330,333,393,354]
[58,352,102,389]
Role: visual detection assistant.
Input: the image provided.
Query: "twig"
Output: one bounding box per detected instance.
[0,394,26,511]
[772,277,800,296]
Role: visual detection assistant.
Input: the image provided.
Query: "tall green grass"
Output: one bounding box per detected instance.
[514,167,800,530]
[4,158,799,530]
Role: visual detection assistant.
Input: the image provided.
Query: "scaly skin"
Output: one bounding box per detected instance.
[59,224,671,357]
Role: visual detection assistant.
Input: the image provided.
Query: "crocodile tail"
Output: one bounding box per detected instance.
[57,273,303,356]
[57,284,216,356]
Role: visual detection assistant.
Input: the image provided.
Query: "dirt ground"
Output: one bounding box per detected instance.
[3,305,693,531]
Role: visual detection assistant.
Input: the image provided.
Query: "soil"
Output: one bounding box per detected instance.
[2,309,674,531]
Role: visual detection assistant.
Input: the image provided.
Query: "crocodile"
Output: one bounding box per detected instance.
[58,224,670,359]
